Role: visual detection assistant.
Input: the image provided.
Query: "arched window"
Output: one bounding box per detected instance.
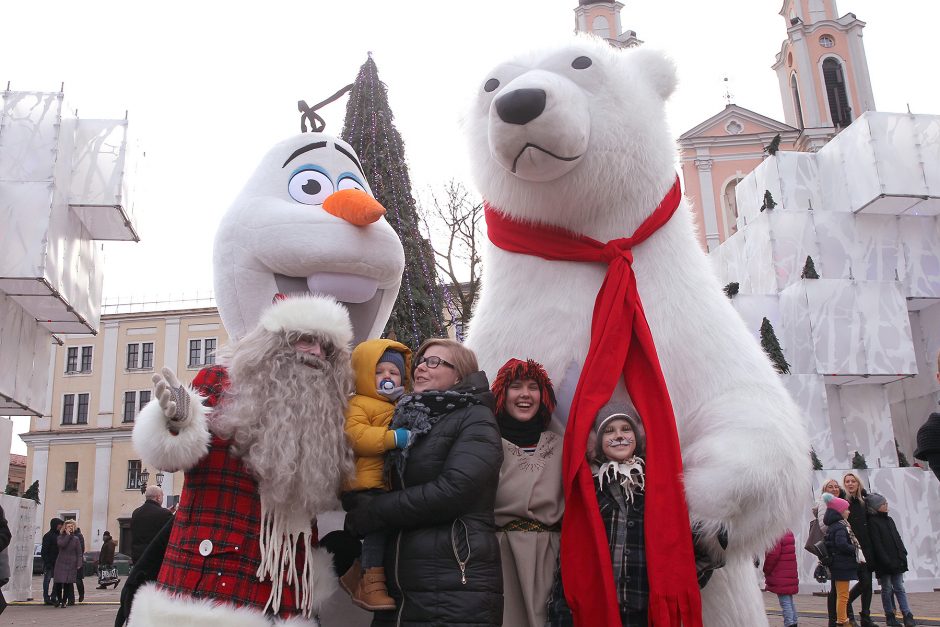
[790,74,805,130]
[722,178,741,238]
[822,58,852,127]
[592,15,610,39]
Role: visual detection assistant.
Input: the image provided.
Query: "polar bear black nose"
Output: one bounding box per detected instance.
[495,88,547,125]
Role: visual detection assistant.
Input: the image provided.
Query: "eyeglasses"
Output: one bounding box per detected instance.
[415,355,456,370]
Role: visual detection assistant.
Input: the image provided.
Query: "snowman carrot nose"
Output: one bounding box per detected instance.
[322,189,386,225]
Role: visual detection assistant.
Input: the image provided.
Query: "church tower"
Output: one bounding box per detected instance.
[574,1,642,48]
[772,0,876,150]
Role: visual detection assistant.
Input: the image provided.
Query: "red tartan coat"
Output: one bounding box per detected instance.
[156,366,317,618]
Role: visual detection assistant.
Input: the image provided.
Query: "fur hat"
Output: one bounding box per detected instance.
[823,492,850,513]
[378,349,406,375]
[865,492,887,512]
[593,404,644,462]
[259,294,353,349]
[491,358,557,423]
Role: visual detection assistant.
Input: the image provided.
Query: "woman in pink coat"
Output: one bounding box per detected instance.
[765,530,800,627]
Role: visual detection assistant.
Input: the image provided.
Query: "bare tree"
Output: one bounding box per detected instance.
[418,180,483,339]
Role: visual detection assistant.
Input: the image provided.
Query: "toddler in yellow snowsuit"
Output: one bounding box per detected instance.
[341,338,411,611]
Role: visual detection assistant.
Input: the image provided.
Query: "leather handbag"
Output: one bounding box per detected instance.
[804,517,824,556]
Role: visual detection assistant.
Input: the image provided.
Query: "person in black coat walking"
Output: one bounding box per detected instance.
[74,527,86,602]
[40,517,64,605]
[823,495,858,627]
[843,473,876,627]
[345,338,504,627]
[866,494,917,627]
[914,411,940,482]
[130,486,173,563]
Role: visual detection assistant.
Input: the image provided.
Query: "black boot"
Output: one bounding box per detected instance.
[903,612,917,627]
[886,613,902,626]
[860,613,877,627]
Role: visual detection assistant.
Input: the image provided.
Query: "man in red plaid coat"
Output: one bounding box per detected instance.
[129,295,355,627]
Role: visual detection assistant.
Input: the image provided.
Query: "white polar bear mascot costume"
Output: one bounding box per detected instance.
[466,37,810,626]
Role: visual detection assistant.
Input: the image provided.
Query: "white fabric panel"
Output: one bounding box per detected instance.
[804,279,865,374]
[744,215,776,294]
[812,212,855,279]
[853,214,899,282]
[768,211,819,290]
[0,91,61,181]
[783,375,837,467]
[914,115,940,197]
[0,182,54,277]
[838,385,897,468]
[869,114,930,197]
[779,282,816,375]
[855,282,916,375]
[776,152,822,211]
[70,119,128,206]
[898,217,940,298]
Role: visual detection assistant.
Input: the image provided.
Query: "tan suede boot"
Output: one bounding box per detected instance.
[352,566,396,611]
[339,559,361,596]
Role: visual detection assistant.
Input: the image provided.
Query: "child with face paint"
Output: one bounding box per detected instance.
[548,407,649,626]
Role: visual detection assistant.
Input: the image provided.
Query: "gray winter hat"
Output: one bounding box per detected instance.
[866,492,887,512]
[592,402,645,462]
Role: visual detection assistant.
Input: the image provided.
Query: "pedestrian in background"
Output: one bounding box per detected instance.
[914,354,940,481]
[53,519,83,608]
[40,517,63,605]
[764,530,799,627]
[97,531,119,589]
[0,504,11,615]
[74,526,86,602]
[843,473,876,627]
[866,494,917,627]
[130,486,172,563]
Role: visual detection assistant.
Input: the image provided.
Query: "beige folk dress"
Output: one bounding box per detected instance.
[494,430,565,627]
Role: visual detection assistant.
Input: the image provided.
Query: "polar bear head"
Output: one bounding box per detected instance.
[213,132,404,342]
[467,36,679,238]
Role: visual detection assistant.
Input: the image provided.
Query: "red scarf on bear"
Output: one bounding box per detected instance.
[484,176,702,627]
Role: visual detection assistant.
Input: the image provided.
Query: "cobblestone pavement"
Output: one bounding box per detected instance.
[4,577,940,626]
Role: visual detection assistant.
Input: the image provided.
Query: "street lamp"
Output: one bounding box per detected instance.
[155,470,165,487]
[138,468,150,494]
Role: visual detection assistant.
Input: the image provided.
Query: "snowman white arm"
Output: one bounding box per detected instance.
[132,367,211,473]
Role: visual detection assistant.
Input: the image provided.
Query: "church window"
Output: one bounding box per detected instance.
[822,58,852,127]
[819,34,835,48]
[791,74,805,130]
[725,120,743,135]
[722,178,742,238]
[592,15,610,39]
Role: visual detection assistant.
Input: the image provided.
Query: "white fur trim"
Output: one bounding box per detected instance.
[260,295,353,350]
[128,584,320,627]
[132,390,211,473]
[307,545,338,612]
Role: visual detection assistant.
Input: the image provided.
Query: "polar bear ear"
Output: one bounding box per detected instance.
[628,47,678,100]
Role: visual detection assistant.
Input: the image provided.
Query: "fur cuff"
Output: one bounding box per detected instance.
[260,295,353,350]
[308,545,339,612]
[127,584,320,627]
[132,389,210,473]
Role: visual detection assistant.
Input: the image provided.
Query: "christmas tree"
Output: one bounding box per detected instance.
[895,440,910,467]
[723,282,739,299]
[23,479,41,504]
[760,317,791,374]
[801,255,820,279]
[765,133,782,156]
[760,190,777,212]
[342,55,445,348]
[851,451,868,469]
[811,448,823,470]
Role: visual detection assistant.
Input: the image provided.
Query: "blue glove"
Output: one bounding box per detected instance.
[394,428,410,449]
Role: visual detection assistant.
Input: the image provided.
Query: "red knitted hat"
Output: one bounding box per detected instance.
[491,358,557,422]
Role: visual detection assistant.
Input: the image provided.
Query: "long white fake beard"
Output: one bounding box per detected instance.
[596,456,645,504]
[256,500,320,617]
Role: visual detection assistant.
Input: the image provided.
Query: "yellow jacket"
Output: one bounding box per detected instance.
[344,338,412,491]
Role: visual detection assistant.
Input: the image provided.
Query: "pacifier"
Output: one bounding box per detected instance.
[379,378,396,391]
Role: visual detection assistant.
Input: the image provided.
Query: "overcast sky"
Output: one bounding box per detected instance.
[5,1,939,452]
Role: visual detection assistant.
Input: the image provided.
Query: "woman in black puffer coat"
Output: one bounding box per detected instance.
[844,472,876,627]
[346,339,504,627]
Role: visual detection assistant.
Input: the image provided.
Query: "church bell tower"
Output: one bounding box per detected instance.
[574,1,642,48]
[772,0,876,150]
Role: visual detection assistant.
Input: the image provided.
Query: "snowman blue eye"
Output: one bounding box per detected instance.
[288,166,334,205]
[337,173,366,192]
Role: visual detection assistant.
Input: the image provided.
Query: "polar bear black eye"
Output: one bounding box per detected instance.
[484,78,500,93]
[572,56,593,70]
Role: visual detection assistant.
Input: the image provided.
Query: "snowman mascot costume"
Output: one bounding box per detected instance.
[128,131,405,627]
[465,37,809,626]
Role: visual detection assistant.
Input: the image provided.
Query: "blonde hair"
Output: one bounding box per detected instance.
[820,478,841,495]
[63,519,76,531]
[414,338,479,383]
[842,472,866,500]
